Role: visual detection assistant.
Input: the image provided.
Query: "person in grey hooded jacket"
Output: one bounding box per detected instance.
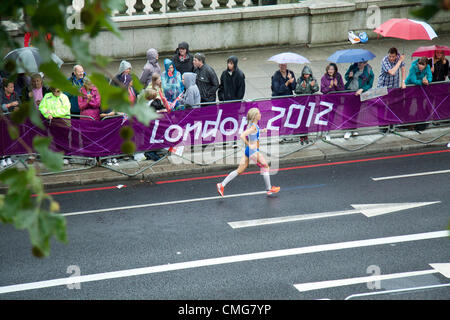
[180,72,200,109]
[111,60,132,86]
[295,65,319,95]
[140,48,161,87]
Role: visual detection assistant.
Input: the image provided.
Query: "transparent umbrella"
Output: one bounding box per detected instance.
[268,52,310,64]
[3,47,64,73]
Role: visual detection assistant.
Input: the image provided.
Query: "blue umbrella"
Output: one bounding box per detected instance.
[327,49,376,63]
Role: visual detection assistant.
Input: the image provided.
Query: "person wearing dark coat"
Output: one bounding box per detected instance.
[193,53,219,104]
[271,64,296,97]
[218,56,246,102]
[172,42,194,76]
[427,50,449,82]
[1,79,20,113]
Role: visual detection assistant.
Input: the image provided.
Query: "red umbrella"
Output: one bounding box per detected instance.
[411,45,450,58]
[374,18,437,40]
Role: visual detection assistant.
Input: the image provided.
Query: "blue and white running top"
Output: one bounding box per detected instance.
[245,123,259,158]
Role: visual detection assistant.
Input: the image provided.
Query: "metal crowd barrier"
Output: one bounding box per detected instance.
[2,81,450,176]
[97,151,169,177]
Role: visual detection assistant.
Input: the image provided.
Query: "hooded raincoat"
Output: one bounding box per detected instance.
[161,59,184,108]
[139,48,161,87]
[218,56,246,102]
[180,72,201,109]
[295,65,319,95]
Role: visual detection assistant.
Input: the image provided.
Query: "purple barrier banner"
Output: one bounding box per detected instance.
[1,82,449,157]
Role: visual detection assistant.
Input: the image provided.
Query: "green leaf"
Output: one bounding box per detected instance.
[30,0,65,31]
[13,209,38,230]
[95,54,113,69]
[33,136,63,172]
[0,169,35,223]
[0,168,28,194]
[40,211,67,243]
[39,62,79,96]
[70,35,93,66]
[29,101,46,129]
[120,126,134,140]
[131,74,143,92]
[129,100,160,125]
[121,140,136,155]
[410,5,439,20]
[28,210,68,257]
[7,125,19,140]
[90,72,128,111]
[10,99,44,129]
[10,100,39,127]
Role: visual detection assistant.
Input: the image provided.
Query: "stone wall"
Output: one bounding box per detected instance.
[7,0,450,61]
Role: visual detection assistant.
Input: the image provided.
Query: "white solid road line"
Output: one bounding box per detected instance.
[228,202,441,228]
[294,263,450,293]
[294,269,439,293]
[0,230,448,295]
[61,190,267,217]
[372,169,450,181]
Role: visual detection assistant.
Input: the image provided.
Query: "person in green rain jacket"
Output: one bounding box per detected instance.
[39,87,71,120]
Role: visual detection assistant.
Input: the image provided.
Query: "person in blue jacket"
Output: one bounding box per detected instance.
[344,61,374,96]
[66,64,85,117]
[406,57,433,132]
[405,57,432,86]
[271,63,296,97]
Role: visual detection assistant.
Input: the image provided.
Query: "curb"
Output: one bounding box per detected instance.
[1,128,449,190]
[43,141,450,188]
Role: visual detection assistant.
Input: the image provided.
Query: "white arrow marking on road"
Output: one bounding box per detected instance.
[372,169,450,181]
[228,202,441,228]
[0,230,447,295]
[294,263,450,293]
[351,202,441,218]
[429,263,450,278]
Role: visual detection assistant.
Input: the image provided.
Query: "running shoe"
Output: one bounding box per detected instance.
[267,186,280,195]
[217,183,224,197]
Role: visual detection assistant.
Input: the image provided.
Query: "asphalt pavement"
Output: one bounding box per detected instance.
[0,147,449,300]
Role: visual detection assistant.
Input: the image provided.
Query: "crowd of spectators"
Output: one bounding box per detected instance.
[1,43,449,167]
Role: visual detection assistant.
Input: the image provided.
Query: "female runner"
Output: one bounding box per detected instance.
[217,107,280,196]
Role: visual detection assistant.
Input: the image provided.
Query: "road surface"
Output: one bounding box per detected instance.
[0,148,449,301]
